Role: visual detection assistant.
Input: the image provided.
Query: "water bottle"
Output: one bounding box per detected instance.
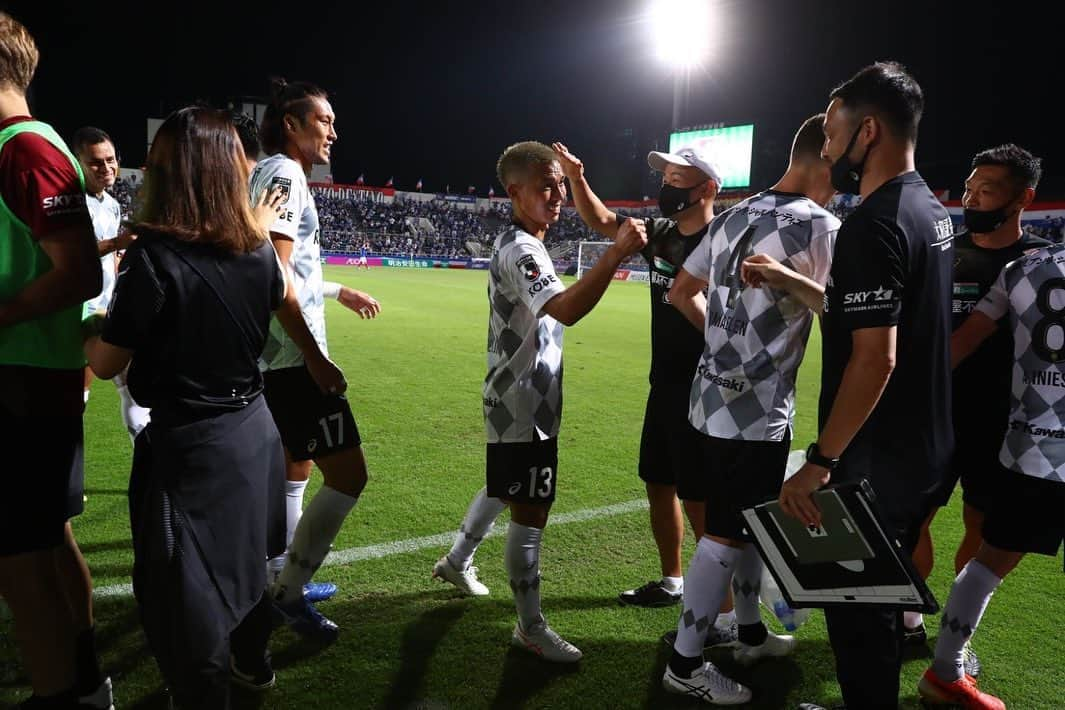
[760,569,810,632]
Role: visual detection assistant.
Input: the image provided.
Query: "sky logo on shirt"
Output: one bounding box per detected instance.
[843,286,893,305]
[42,192,85,216]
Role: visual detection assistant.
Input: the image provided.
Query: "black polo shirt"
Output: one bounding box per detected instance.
[641,217,708,391]
[103,231,285,423]
[819,172,955,524]
[952,228,1050,464]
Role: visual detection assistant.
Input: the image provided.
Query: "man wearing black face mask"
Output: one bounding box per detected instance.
[773,62,954,710]
[553,142,731,625]
[913,144,1047,660]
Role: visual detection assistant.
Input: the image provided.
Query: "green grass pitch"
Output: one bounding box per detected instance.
[2,266,1061,708]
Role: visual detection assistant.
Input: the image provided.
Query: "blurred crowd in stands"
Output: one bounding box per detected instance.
[107,176,1062,263]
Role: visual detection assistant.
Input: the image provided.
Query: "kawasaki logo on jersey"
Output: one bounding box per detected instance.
[652,256,676,275]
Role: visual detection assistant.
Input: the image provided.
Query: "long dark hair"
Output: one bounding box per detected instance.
[132,107,264,253]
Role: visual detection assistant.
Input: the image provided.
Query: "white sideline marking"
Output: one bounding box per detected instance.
[93,498,650,600]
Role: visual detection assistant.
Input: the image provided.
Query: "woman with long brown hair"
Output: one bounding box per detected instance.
[83,106,287,709]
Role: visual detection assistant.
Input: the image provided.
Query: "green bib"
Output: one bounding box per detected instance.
[0,120,88,369]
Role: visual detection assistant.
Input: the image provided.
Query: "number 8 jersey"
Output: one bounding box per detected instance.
[977,243,1065,481]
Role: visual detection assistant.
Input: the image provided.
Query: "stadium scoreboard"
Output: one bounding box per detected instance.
[669,123,754,189]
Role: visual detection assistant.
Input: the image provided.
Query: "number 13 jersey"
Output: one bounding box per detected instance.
[976,243,1065,481]
[682,191,839,441]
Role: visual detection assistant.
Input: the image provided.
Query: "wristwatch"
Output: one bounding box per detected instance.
[805,442,839,470]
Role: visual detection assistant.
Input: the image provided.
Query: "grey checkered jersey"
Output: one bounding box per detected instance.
[683,191,839,441]
[250,154,327,371]
[976,243,1065,482]
[483,226,566,443]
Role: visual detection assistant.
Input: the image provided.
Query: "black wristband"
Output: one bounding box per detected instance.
[805,442,839,470]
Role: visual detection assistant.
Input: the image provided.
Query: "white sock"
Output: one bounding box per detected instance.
[285,479,309,548]
[715,609,736,629]
[116,384,150,440]
[83,389,90,404]
[447,487,505,571]
[266,555,285,586]
[673,537,742,658]
[662,575,684,594]
[904,611,924,630]
[272,485,357,604]
[732,543,764,627]
[504,522,544,632]
[932,560,1001,682]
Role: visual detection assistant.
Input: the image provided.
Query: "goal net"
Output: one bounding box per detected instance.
[576,241,614,279]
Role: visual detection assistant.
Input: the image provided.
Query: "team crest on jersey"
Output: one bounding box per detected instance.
[270,176,292,204]
[653,256,676,275]
[517,254,541,281]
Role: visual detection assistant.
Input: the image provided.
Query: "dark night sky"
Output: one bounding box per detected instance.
[7,0,1064,199]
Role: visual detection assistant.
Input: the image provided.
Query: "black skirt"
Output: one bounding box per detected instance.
[128,395,285,626]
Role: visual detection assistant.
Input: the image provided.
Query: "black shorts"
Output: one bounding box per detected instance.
[638,385,705,501]
[0,414,84,556]
[932,436,999,512]
[700,433,792,542]
[262,365,361,462]
[982,465,1064,558]
[486,437,558,505]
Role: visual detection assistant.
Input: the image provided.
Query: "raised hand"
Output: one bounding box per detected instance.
[552,142,584,182]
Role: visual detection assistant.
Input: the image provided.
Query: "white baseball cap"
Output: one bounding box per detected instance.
[647,145,723,188]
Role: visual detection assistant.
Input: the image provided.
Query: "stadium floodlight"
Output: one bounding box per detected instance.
[650,0,712,71]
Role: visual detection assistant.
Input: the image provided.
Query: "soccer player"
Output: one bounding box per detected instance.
[553,141,733,623]
[917,242,1065,709]
[358,239,369,269]
[776,63,955,710]
[432,140,647,662]
[251,79,382,641]
[71,126,150,439]
[910,145,1049,662]
[661,114,840,703]
[0,12,106,708]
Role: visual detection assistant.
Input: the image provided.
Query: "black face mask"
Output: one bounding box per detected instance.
[829,125,869,195]
[963,203,1015,234]
[659,183,696,217]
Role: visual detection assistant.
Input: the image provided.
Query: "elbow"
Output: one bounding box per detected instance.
[555,311,579,327]
[858,351,895,380]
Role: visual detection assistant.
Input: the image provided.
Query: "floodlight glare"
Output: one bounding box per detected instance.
[651,0,712,70]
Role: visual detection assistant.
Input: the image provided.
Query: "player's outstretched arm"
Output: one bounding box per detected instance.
[950,311,997,369]
[552,142,618,239]
[742,254,825,313]
[668,268,708,331]
[271,236,347,394]
[541,217,647,326]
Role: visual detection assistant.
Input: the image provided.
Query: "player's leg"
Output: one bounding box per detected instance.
[433,486,504,595]
[955,466,992,574]
[264,366,362,641]
[491,438,580,663]
[620,392,685,607]
[920,467,1061,708]
[0,549,78,700]
[903,510,936,644]
[82,366,94,404]
[53,522,110,705]
[266,453,311,585]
